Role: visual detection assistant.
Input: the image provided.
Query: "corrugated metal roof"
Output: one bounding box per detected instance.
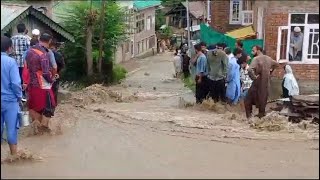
[1,3,30,30]
[181,1,205,19]
[133,0,161,11]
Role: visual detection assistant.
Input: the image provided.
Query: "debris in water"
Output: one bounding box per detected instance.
[94,108,106,113]
[200,99,225,114]
[138,85,142,88]
[178,97,194,108]
[144,72,150,76]
[251,112,288,132]
[153,87,157,90]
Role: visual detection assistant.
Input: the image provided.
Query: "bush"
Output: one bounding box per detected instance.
[183,76,196,92]
[112,64,127,83]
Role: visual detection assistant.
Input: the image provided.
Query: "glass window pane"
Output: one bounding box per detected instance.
[307,14,319,24]
[291,14,306,24]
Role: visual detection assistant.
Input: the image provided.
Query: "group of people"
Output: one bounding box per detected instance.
[1,23,65,157]
[173,40,300,120]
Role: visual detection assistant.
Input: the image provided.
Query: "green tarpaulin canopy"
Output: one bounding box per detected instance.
[200,24,264,64]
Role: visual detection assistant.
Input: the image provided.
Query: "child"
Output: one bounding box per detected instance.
[173,49,182,78]
[239,59,252,110]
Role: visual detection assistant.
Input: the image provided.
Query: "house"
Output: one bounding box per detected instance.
[165,1,206,29]
[210,0,319,82]
[1,3,74,42]
[115,0,161,63]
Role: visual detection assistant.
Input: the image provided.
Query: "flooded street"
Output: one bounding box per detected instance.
[1,53,319,179]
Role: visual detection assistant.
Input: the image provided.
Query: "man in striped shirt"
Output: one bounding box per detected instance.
[11,23,30,99]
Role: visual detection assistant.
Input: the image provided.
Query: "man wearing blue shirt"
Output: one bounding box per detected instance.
[194,43,209,104]
[1,36,22,156]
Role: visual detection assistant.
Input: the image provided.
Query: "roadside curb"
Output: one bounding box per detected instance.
[127,66,145,76]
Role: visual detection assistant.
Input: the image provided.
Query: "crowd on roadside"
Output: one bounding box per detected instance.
[1,23,65,157]
[173,40,300,119]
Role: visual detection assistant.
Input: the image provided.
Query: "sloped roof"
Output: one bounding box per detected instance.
[1,3,29,30]
[1,3,74,42]
[133,0,161,11]
[181,1,205,19]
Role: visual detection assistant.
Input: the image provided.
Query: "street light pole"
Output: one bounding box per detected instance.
[186,0,191,56]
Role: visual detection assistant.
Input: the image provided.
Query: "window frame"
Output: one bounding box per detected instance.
[229,0,243,24]
[241,10,253,25]
[276,13,319,64]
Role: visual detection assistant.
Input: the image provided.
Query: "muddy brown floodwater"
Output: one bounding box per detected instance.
[1,52,319,179]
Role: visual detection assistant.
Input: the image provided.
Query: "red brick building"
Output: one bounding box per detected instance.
[210,0,319,81]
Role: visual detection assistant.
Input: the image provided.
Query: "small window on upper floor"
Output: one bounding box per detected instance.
[277,13,319,64]
[229,0,253,25]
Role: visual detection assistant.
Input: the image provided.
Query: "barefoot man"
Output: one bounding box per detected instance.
[1,36,22,156]
[245,46,279,119]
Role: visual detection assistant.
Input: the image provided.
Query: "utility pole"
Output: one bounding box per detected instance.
[207,0,211,21]
[186,0,191,56]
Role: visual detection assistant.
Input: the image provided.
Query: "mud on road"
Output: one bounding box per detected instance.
[1,52,319,179]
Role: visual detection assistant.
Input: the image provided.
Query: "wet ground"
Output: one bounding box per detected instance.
[1,52,319,179]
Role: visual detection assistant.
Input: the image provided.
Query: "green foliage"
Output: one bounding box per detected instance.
[160,26,173,39]
[183,76,196,92]
[155,9,166,31]
[112,64,127,83]
[58,1,126,85]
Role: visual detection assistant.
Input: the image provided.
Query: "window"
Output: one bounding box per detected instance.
[146,16,151,30]
[277,13,319,64]
[136,13,145,33]
[125,41,129,53]
[229,0,253,25]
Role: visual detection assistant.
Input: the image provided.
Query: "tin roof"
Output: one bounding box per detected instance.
[1,3,29,30]
[133,0,161,11]
[1,3,74,42]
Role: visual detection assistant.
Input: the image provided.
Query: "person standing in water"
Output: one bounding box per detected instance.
[1,36,22,156]
[194,43,209,104]
[245,46,279,119]
[225,48,241,105]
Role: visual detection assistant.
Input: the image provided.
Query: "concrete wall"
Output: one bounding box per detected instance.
[115,40,134,64]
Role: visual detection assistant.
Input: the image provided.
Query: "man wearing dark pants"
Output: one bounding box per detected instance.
[194,44,209,104]
[207,43,228,103]
[11,23,30,101]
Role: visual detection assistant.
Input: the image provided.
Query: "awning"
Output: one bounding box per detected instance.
[226,26,256,40]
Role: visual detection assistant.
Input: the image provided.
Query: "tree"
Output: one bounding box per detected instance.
[97,0,106,73]
[155,9,166,31]
[84,2,98,76]
[58,1,126,83]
